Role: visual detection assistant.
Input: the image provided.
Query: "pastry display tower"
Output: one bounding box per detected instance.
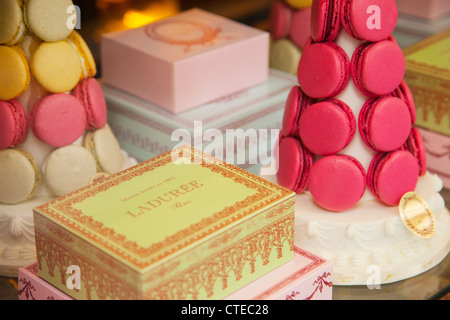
[0,0,137,277]
[274,0,450,285]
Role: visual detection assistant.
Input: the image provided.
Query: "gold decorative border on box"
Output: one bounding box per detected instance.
[34,146,293,269]
[404,28,450,81]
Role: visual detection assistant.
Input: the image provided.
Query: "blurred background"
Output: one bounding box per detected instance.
[73,0,273,77]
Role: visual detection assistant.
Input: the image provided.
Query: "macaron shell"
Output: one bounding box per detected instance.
[0,148,41,204]
[276,136,312,193]
[351,40,405,97]
[299,98,356,156]
[358,97,412,152]
[289,7,312,49]
[24,0,75,42]
[308,154,366,212]
[43,145,98,197]
[270,1,292,40]
[311,0,341,42]
[84,124,123,175]
[30,93,87,147]
[392,81,417,125]
[282,85,312,137]
[270,38,301,75]
[0,99,28,150]
[31,40,82,93]
[0,0,26,45]
[367,150,419,206]
[341,0,398,42]
[403,127,427,177]
[73,78,108,130]
[0,45,30,100]
[298,41,350,99]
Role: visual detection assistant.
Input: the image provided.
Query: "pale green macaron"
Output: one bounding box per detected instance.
[0,0,27,45]
[24,0,76,42]
[0,148,41,204]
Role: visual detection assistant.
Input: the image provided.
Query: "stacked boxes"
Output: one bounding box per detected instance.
[22,8,334,300]
[404,29,450,188]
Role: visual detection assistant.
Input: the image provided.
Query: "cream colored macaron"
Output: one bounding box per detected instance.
[270,38,301,75]
[43,145,98,197]
[0,148,41,204]
[24,0,76,42]
[83,125,123,175]
[0,0,27,45]
[31,40,82,93]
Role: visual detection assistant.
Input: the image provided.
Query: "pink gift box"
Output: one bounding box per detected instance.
[101,8,269,114]
[418,127,450,189]
[18,263,72,300]
[225,246,332,300]
[396,0,450,20]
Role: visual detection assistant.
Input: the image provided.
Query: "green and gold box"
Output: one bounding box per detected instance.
[404,28,450,136]
[33,146,295,300]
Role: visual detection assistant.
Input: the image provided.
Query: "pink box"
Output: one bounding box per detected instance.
[396,0,450,20]
[419,127,450,189]
[17,247,331,300]
[225,246,332,300]
[101,8,269,114]
[18,263,72,300]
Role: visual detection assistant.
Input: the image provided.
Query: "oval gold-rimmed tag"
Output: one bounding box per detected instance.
[90,172,110,185]
[399,192,435,239]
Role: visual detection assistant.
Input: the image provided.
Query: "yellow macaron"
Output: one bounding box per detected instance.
[285,0,313,9]
[30,40,82,93]
[66,31,97,80]
[0,45,30,100]
[0,0,27,45]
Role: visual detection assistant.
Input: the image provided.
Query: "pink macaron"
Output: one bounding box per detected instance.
[367,150,419,206]
[311,0,342,43]
[282,85,314,137]
[277,136,313,193]
[299,98,356,156]
[402,127,427,177]
[341,0,398,42]
[391,81,417,125]
[358,96,412,152]
[289,7,312,48]
[351,38,405,97]
[0,99,27,150]
[29,93,87,147]
[72,77,108,130]
[308,154,366,212]
[270,1,292,40]
[298,41,350,99]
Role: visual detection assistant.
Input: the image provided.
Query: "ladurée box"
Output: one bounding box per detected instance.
[101,8,269,114]
[33,145,295,300]
[404,28,450,137]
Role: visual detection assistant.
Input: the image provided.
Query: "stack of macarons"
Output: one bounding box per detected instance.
[277,0,427,212]
[269,0,312,74]
[0,0,124,205]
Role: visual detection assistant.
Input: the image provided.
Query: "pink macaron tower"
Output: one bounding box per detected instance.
[277,0,427,212]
